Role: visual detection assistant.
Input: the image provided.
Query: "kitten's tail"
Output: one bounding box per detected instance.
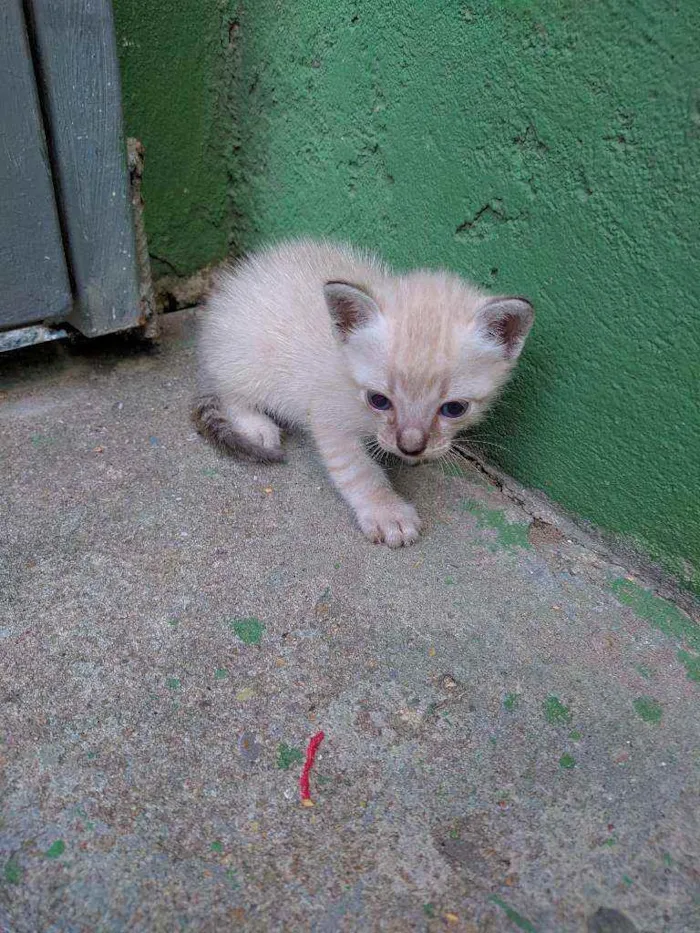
[192,394,285,463]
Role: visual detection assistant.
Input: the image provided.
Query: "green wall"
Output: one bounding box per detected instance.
[113,0,236,276]
[114,0,700,592]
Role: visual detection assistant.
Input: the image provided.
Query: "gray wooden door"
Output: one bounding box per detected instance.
[0,0,142,339]
[0,0,72,330]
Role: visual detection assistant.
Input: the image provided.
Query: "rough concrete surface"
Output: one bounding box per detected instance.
[1,310,698,932]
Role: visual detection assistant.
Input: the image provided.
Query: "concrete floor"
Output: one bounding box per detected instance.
[1,310,698,933]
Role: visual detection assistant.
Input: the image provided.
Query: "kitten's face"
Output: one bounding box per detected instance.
[357,362,504,463]
[362,383,482,463]
[324,276,534,463]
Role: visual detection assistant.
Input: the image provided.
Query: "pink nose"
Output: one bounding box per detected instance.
[397,427,427,456]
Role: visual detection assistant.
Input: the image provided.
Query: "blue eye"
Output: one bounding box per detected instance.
[440,400,468,418]
[368,392,392,411]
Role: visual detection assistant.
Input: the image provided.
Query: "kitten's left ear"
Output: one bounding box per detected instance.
[324,280,381,341]
[474,296,534,360]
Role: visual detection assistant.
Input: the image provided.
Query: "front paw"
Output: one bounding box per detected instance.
[357,499,422,548]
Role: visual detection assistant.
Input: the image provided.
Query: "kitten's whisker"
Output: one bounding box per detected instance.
[444,448,468,474]
[466,430,515,444]
[437,451,454,475]
[366,439,392,468]
[454,438,511,455]
[363,437,385,464]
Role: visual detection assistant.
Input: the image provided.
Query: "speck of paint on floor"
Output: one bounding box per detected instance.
[277,743,304,770]
[569,730,582,741]
[543,695,572,725]
[633,696,663,723]
[210,841,224,853]
[30,434,53,448]
[423,902,436,917]
[503,693,519,711]
[230,617,265,645]
[559,753,576,769]
[166,678,181,690]
[44,840,66,859]
[214,668,228,679]
[3,857,22,884]
[677,650,700,683]
[610,579,700,651]
[490,895,539,932]
[460,499,531,552]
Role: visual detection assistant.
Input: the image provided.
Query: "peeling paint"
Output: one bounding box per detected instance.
[230,617,265,645]
[277,743,304,770]
[677,650,700,683]
[633,696,663,723]
[3,857,22,884]
[44,840,66,859]
[543,695,572,726]
[611,579,699,651]
[490,895,538,933]
[461,499,530,552]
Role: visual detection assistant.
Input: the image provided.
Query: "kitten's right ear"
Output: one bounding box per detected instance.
[473,296,534,361]
[324,281,380,341]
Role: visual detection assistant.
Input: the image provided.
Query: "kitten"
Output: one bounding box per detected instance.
[194,239,533,547]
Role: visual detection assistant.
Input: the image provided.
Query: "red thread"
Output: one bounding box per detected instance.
[299,731,325,804]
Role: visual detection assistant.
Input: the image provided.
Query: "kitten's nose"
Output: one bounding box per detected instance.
[397,427,427,456]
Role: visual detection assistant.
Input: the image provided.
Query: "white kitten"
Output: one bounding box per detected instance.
[194,239,533,547]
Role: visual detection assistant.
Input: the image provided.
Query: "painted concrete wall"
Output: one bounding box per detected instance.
[114,0,699,592]
[113,0,237,277]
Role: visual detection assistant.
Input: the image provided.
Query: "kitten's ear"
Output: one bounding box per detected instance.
[324,280,380,341]
[474,296,534,360]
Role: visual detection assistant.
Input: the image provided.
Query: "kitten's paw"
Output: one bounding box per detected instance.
[358,500,422,548]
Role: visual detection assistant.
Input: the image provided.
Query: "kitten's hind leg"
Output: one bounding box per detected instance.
[193,393,284,463]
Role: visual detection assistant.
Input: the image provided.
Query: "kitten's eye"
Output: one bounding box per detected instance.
[367,392,393,411]
[440,400,469,418]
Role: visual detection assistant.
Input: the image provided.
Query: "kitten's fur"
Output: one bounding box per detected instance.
[194,239,533,547]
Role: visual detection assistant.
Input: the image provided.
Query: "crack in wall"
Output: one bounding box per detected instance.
[455,201,527,238]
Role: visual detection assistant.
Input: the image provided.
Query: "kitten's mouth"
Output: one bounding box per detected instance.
[399,448,448,466]
[390,446,429,466]
[372,440,421,465]
[371,438,436,465]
